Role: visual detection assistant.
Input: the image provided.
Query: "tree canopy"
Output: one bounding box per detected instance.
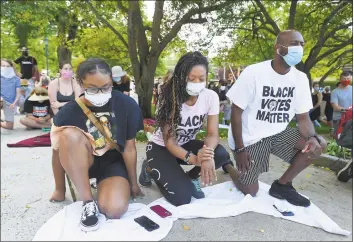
[1,0,352,117]
[212,0,353,84]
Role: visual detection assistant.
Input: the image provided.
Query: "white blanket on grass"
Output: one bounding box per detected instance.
[33,181,350,241]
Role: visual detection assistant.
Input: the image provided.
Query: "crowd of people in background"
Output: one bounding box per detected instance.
[0,47,136,134]
[306,71,353,137]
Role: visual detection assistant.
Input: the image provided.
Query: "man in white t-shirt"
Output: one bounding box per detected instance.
[226,30,327,207]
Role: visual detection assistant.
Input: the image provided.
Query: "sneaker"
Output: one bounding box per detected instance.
[337,160,353,182]
[139,158,152,187]
[269,180,310,207]
[191,178,205,199]
[80,200,100,232]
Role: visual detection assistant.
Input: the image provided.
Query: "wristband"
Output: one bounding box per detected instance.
[308,134,321,145]
[184,151,192,165]
[234,147,246,153]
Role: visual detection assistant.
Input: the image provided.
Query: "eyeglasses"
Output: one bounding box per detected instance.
[85,86,113,95]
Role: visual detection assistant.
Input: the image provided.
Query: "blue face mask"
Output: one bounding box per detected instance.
[113,77,121,83]
[278,45,303,66]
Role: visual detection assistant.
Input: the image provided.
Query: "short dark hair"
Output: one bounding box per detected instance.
[313,82,320,87]
[76,58,112,85]
[340,71,352,77]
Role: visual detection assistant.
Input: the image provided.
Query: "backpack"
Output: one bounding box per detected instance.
[336,107,353,149]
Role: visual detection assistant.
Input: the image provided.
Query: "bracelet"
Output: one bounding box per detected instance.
[234,147,246,153]
[184,151,192,165]
[308,134,321,145]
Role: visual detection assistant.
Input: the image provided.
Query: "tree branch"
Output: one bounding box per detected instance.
[254,0,280,34]
[288,0,298,29]
[150,0,164,55]
[312,37,352,67]
[127,8,140,81]
[324,22,353,41]
[128,1,150,63]
[305,1,349,69]
[327,49,352,66]
[117,0,128,13]
[159,1,232,54]
[319,51,351,84]
[86,1,128,48]
[186,17,208,24]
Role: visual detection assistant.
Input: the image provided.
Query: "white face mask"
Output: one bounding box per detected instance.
[84,92,112,107]
[1,67,16,78]
[186,81,206,96]
[220,86,226,91]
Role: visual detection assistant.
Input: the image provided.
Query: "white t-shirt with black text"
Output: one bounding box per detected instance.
[151,88,219,146]
[226,60,313,149]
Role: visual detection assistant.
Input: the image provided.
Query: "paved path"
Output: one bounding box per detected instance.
[1,116,352,241]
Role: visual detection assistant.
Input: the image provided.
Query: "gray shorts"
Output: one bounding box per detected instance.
[232,127,301,185]
[1,101,15,122]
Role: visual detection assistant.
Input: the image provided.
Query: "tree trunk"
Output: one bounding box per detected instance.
[135,58,158,118]
[137,74,153,118]
[57,46,72,65]
[296,61,312,88]
[15,23,30,47]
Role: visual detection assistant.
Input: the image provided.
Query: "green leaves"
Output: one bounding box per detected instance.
[211,0,352,80]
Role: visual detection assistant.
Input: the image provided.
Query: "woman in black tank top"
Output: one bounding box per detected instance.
[48,62,83,202]
[310,82,323,122]
[56,77,75,106]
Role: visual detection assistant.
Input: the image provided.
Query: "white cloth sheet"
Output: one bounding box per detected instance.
[33,181,350,241]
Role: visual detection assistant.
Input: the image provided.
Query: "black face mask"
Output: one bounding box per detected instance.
[23,51,29,56]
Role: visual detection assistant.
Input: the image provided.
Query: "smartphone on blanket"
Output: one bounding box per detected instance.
[150,205,172,218]
[273,205,294,216]
[134,216,160,232]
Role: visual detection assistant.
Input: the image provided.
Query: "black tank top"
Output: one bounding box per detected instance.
[57,79,75,109]
[311,93,319,106]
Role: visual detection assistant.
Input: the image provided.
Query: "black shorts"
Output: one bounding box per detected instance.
[89,150,128,184]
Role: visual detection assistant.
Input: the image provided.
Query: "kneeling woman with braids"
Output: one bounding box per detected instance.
[139,52,233,206]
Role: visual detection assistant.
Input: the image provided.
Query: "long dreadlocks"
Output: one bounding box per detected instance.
[156,51,209,137]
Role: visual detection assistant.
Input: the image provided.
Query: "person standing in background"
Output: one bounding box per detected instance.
[310,82,323,127]
[219,80,231,125]
[1,59,21,131]
[112,66,130,95]
[331,71,353,134]
[14,47,38,80]
[321,86,333,131]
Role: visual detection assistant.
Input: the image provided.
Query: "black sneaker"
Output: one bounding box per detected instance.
[80,200,100,232]
[337,160,353,182]
[191,178,205,199]
[139,158,152,187]
[269,180,311,207]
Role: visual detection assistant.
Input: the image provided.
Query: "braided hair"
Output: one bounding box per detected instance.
[156,51,209,137]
